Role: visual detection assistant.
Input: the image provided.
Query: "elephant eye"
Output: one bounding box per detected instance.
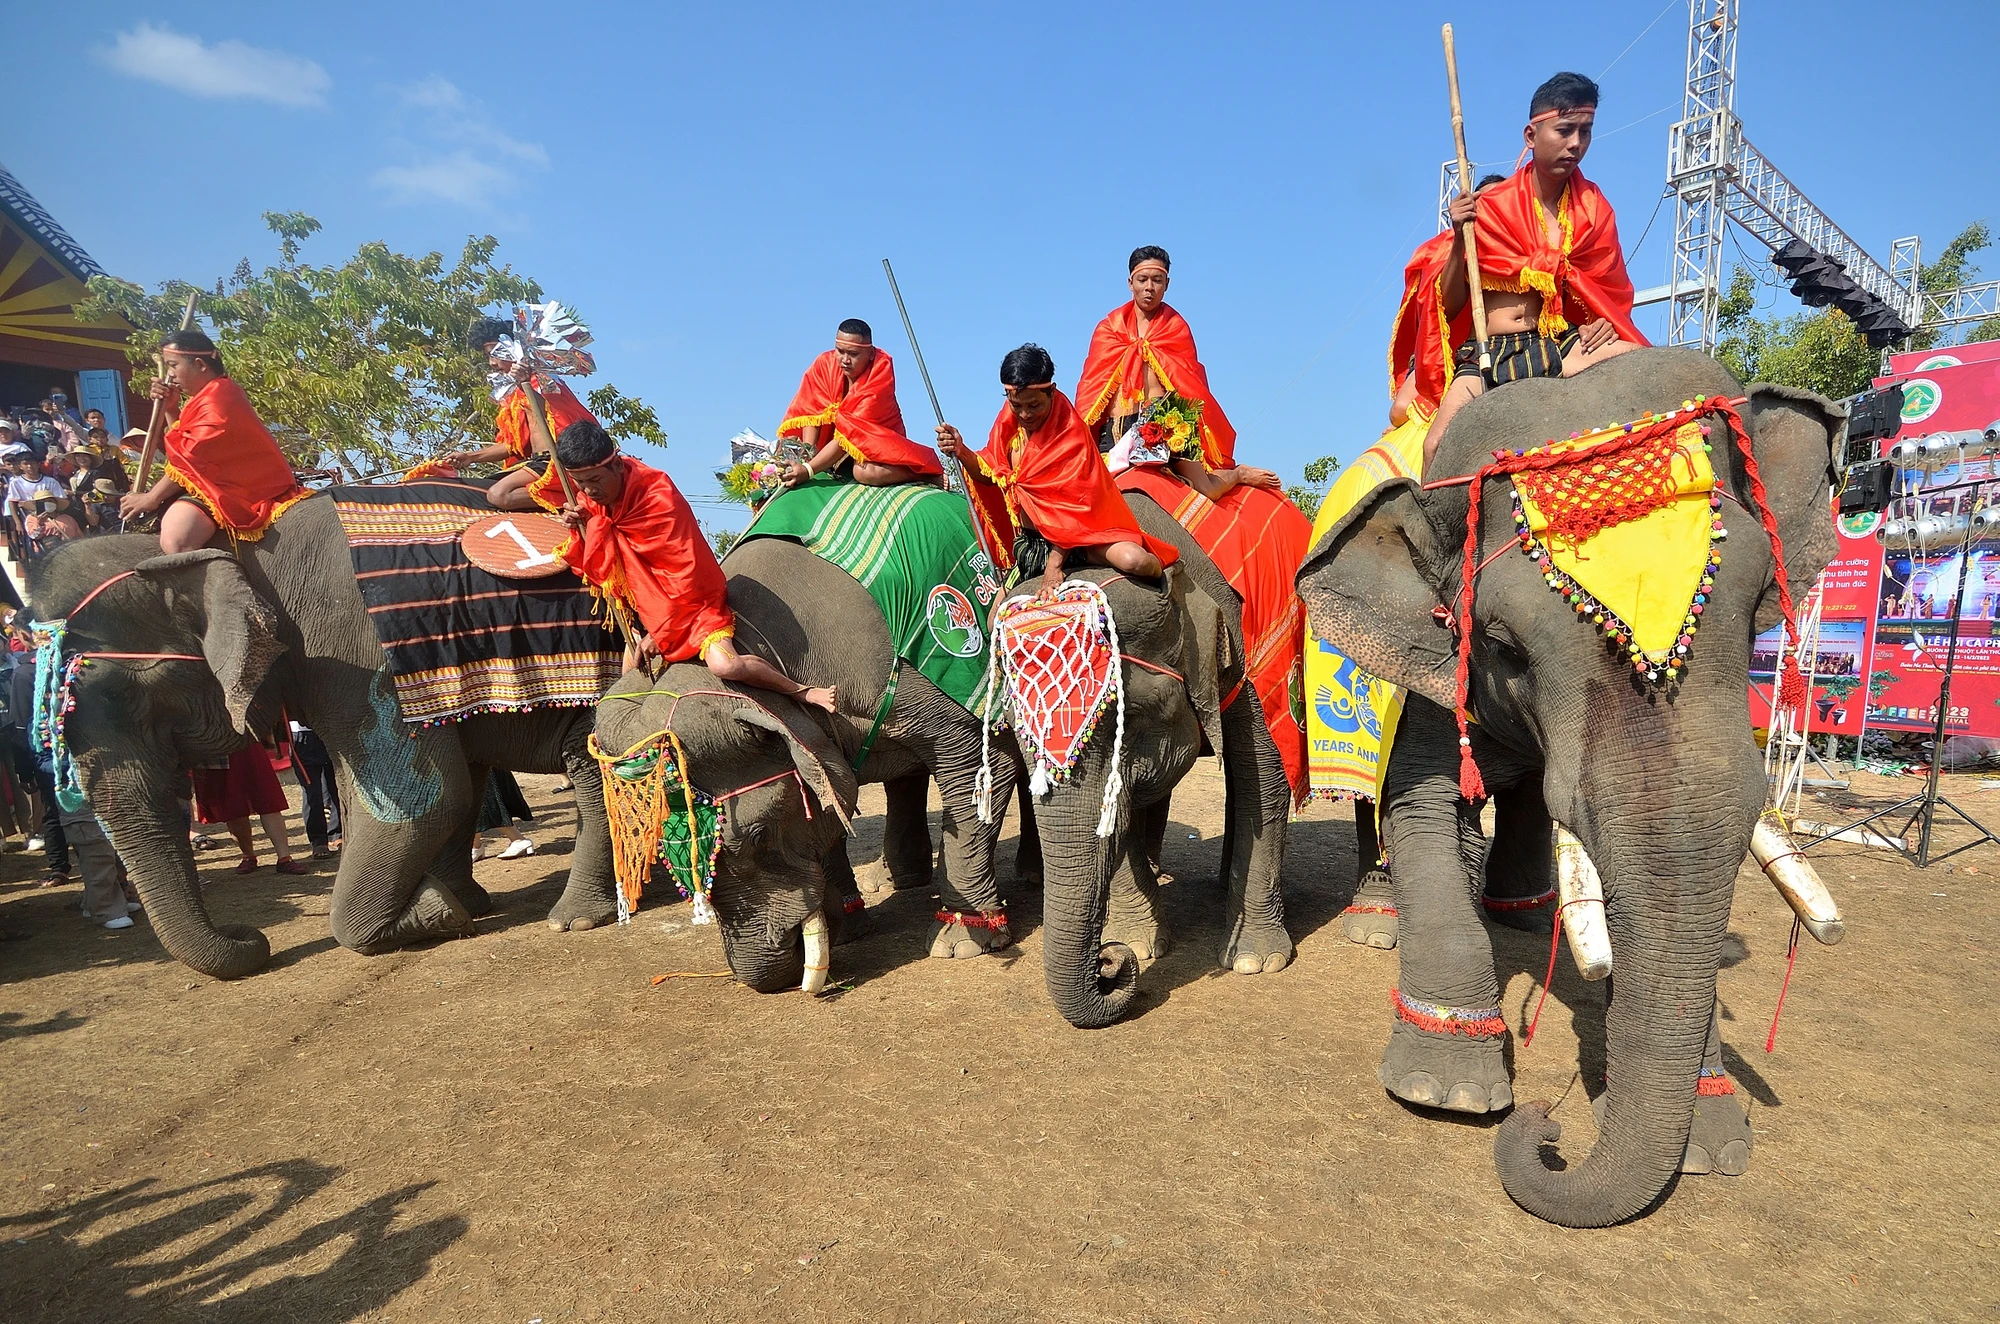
[1483,624,1530,666]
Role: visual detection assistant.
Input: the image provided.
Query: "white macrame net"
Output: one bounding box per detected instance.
[976,579,1126,837]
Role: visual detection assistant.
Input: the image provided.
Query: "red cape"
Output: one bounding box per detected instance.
[1388,231,1457,417]
[964,389,1178,573]
[1410,165,1647,409]
[1075,303,1237,468]
[162,377,308,540]
[496,378,596,466]
[779,348,942,476]
[537,456,735,664]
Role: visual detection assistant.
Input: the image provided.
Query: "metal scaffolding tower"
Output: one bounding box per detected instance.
[1438,0,1995,351]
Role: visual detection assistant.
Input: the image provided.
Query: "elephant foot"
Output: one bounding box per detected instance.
[1480,887,1557,935]
[381,880,476,950]
[1341,870,1398,949]
[1103,913,1168,962]
[858,864,909,897]
[830,894,871,946]
[1219,918,1292,975]
[545,886,617,933]
[1682,1080,1753,1176]
[447,878,495,918]
[1379,1001,1513,1115]
[927,908,1012,959]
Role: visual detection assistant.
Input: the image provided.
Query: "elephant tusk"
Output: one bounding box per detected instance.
[800,908,831,995]
[1552,825,1613,982]
[1750,815,1845,946]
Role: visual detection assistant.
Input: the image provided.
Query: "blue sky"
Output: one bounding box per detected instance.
[10,1,1995,529]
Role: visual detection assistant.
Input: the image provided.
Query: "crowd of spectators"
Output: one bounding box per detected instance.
[1,388,135,565]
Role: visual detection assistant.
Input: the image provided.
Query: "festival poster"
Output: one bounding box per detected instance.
[1747,507,1881,735]
[1856,355,2000,735]
[1889,339,2000,377]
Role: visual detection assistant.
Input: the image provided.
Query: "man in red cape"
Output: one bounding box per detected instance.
[936,344,1175,598]
[1416,73,1646,464]
[778,319,942,488]
[436,316,600,506]
[520,421,836,708]
[1081,249,1311,802]
[118,330,309,553]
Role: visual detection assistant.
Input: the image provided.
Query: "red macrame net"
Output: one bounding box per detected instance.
[1437,397,1804,799]
[1510,422,1703,551]
[992,584,1119,791]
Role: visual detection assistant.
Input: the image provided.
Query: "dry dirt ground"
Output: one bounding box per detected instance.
[1,762,1996,1322]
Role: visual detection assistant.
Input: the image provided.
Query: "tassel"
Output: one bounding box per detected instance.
[973,758,994,826]
[690,892,714,926]
[1778,657,1809,713]
[1030,764,1050,797]
[1096,767,1123,838]
[1456,729,1486,800]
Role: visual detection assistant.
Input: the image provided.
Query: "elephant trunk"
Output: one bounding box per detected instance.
[1039,810,1139,1029]
[95,762,270,979]
[1494,785,1748,1227]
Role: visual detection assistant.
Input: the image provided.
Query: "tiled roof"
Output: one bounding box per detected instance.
[0,161,106,282]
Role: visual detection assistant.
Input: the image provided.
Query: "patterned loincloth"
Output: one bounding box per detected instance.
[335,478,623,725]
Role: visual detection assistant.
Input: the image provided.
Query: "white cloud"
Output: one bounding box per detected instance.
[371,153,515,208]
[373,77,549,210]
[99,23,329,108]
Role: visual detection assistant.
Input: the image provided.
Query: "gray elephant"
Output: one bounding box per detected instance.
[28,496,617,980]
[1297,348,1841,1226]
[593,533,1018,994]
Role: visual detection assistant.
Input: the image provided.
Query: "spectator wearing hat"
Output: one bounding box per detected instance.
[4,447,78,552]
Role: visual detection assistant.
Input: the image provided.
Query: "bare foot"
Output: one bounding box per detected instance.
[799,685,837,713]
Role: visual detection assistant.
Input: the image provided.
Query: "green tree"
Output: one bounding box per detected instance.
[1715,221,1996,396]
[75,212,662,476]
[1285,455,1340,518]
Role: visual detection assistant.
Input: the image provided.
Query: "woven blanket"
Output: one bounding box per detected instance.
[1117,466,1311,805]
[334,479,623,725]
[1304,416,1426,801]
[739,475,998,714]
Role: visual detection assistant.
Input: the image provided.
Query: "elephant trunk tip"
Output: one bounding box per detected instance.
[1492,1099,1676,1229]
[1055,942,1140,1029]
[177,923,274,980]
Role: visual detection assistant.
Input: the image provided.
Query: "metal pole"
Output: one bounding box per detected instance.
[1916,516,1977,864]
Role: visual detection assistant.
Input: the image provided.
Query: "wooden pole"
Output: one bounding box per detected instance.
[131,289,201,493]
[1442,24,1493,376]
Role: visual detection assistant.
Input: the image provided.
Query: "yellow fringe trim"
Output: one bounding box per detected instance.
[835,431,867,464]
[778,403,840,437]
[160,464,312,543]
[697,626,735,658]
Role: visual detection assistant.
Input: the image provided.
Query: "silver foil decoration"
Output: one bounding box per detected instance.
[486,300,598,402]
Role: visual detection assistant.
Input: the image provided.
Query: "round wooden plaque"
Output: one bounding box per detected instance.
[460,510,571,579]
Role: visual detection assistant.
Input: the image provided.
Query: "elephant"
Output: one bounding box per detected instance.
[998,484,1294,1028]
[1296,348,1841,1226]
[27,495,618,980]
[592,533,1019,995]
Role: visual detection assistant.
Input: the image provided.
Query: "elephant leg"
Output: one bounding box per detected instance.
[424,768,492,918]
[819,839,870,945]
[1217,687,1293,975]
[329,739,479,954]
[1012,778,1044,890]
[1376,702,1512,1114]
[1103,796,1170,960]
[872,771,936,894]
[545,743,617,932]
[1340,797,1398,950]
[1680,1003,1753,1176]
[1481,778,1557,934]
[917,686,1013,959]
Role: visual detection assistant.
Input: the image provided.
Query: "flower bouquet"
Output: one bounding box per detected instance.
[1138,391,1205,462]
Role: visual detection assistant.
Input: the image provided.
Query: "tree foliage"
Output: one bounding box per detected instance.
[75,212,663,476]
[1714,221,1997,399]
[1285,454,1341,517]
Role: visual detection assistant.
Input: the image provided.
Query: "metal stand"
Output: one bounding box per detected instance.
[1801,515,2000,866]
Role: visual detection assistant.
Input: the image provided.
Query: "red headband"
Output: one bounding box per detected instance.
[1130,260,1169,278]
[1528,106,1596,127]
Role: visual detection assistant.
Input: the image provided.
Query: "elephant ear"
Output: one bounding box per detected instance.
[1740,383,1844,634]
[1295,478,1458,709]
[136,549,284,735]
[731,704,858,831]
[1172,571,1231,760]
